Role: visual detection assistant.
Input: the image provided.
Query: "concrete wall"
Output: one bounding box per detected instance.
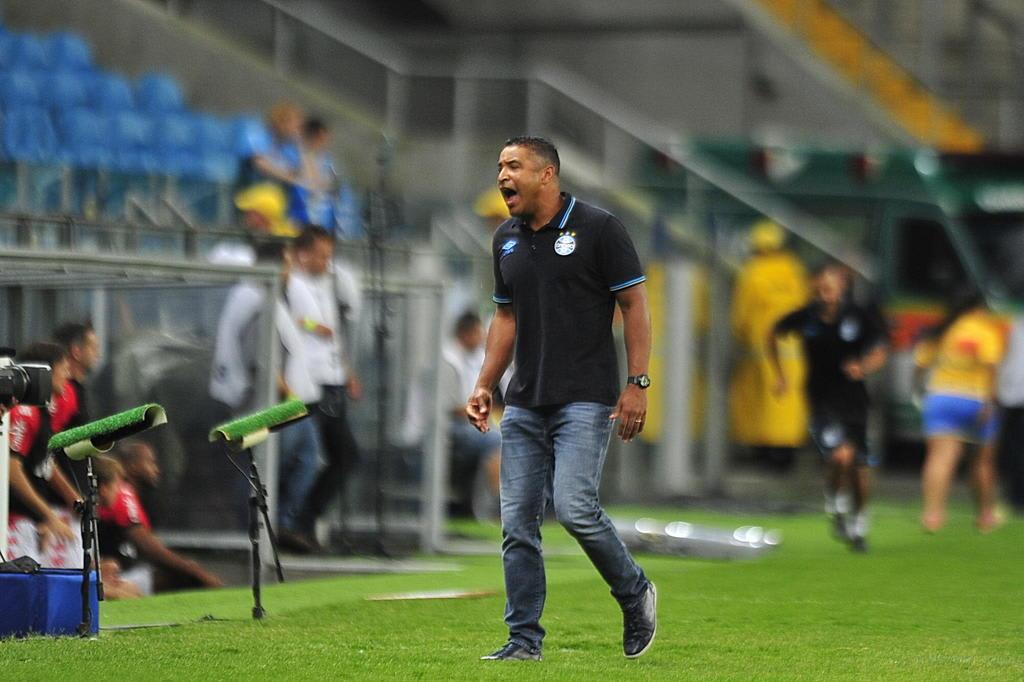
[525,32,748,136]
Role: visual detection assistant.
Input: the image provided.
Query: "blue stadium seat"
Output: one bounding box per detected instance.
[42,72,91,111]
[0,71,42,108]
[8,34,49,70]
[193,114,234,154]
[194,152,239,183]
[159,148,196,177]
[2,106,58,163]
[56,108,114,167]
[232,115,271,157]
[45,32,92,71]
[0,34,15,69]
[112,111,158,173]
[155,112,198,153]
[113,111,154,149]
[114,149,161,174]
[90,73,134,111]
[135,73,184,113]
[176,152,238,223]
[0,25,247,216]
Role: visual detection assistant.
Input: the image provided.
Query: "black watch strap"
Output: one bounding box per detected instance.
[627,374,651,389]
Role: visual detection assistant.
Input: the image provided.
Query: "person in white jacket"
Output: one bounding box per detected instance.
[288,227,363,540]
[209,240,324,553]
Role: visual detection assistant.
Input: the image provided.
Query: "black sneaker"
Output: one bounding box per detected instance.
[480,642,542,661]
[849,535,868,553]
[276,529,318,555]
[623,582,657,658]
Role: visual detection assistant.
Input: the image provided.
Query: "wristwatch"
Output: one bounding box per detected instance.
[626,374,651,389]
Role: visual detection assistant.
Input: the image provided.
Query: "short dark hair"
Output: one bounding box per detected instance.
[454,310,482,337]
[503,136,560,174]
[19,341,67,367]
[52,321,94,352]
[812,260,849,279]
[304,117,329,138]
[294,225,333,252]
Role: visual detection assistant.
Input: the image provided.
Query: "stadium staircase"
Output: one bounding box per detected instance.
[737,0,985,152]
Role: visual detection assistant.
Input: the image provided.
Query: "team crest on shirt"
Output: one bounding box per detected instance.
[839,317,860,342]
[554,232,576,256]
[500,239,518,259]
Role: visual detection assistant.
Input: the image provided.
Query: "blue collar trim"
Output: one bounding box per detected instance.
[557,196,576,230]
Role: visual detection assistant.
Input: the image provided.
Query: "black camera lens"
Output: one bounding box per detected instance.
[0,363,52,407]
[19,364,52,406]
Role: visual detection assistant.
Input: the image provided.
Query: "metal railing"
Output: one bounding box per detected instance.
[0,210,246,260]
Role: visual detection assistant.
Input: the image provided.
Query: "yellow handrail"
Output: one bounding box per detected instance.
[756,0,984,152]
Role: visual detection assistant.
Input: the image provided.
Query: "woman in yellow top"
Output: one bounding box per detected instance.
[914,290,1005,533]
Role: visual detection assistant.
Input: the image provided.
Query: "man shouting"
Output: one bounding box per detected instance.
[467,136,656,661]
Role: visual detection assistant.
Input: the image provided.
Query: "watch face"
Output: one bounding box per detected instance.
[630,375,650,388]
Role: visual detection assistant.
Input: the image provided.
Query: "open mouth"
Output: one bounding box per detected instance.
[500,186,519,208]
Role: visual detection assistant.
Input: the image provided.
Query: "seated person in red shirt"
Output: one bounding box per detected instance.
[115,441,162,526]
[6,342,83,568]
[94,455,223,594]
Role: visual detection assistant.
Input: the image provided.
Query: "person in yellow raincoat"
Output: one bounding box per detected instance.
[729,220,809,471]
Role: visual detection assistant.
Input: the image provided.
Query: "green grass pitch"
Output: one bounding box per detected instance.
[1,503,1021,680]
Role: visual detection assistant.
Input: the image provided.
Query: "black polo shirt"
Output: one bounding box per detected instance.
[774,301,885,422]
[492,193,646,408]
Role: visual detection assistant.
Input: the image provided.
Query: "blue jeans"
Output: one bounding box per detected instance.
[277,418,323,532]
[499,403,648,651]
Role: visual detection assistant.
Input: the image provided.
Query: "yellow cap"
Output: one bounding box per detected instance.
[234,183,300,238]
[749,219,785,253]
[474,187,509,220]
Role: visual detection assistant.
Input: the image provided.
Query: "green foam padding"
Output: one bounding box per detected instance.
[208,399,308,442]
[48,403,167,452]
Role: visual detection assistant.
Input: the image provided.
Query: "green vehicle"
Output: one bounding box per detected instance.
[642,141,1024,459]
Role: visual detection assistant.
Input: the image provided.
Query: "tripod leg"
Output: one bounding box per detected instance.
[78,457,98,637]
[92,516,104,601]
[249,492,264,620]
[259,503,286,583]
[78,514,92,636]
[246,449,284,583]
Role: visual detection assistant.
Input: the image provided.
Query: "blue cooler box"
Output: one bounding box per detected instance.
[0,569,99,638]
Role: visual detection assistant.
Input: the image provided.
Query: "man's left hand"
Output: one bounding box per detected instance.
[611,385,647,442]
